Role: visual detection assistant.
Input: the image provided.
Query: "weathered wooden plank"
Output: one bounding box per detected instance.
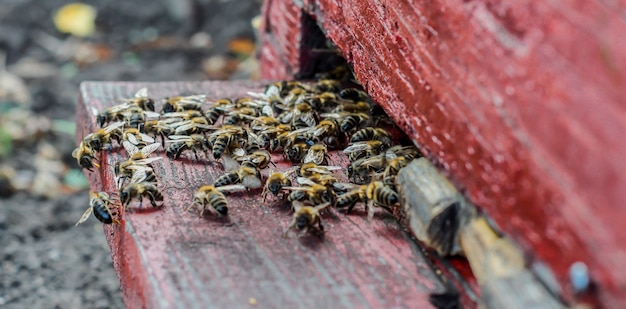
[259,0,626,307]
[76,81,456,308]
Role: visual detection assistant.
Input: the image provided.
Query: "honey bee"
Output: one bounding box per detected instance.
[205,99,235,124]
[126,87,156,111]
[119,182,163,208]
[303,143,328,165]
[162,95,206,113]
[284,143,310,163]
[122,128,156,149]
[250,116,281,132]
[96,88,155,127]
[344,140,386,161]
[262,170,295,202]
[313,79,341,93]
[166,134,210,161]
[171,116,214,135]
[222,107,259,125]
[142,120,175,146]
[208,125,247,160]
[335,185,367,213]
[279,102,317,128]
[312,119,340,139]
[114,156,161,189]
[331,101,370,114]
[336,181,399,219]
[298,163,342,178]
[188,185,228,216]
[214,162,262,189]
[83,121,124,152]
[382,156,410,185]
[72,141,99,171]
[350,127,392,147]
[285,182,335,205]
[338,88,370,102]
[282,201,331,237]
[232,148,273,169]
[320,112,369,132]
[347,155,386,184]
[296,174,338,188]
[76,191,120,225]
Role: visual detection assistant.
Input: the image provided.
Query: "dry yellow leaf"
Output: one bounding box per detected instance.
[53,3,97,37]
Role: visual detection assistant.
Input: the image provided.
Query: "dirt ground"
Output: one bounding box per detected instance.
[0,0,261,307]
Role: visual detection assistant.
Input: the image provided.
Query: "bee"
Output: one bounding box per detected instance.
[313,79,341,93]
[343,140,386,161]
[298,163,342,178]
[142,120,175,147]
[162,95,206,113]
[76,191,120,225]
[232,148,273,169]
[335,185,368,213]
[127,88,156,111]
[350,127,392,147]
[284,143,309,163]
[279,102,317,128]
[122,128,156,149]
[285,183,335,205]
[313,119,340,139]
[119,182,163,208]
[257,124,291,150]
[331,101,370,114]
[72,141,99,171]
[188,185,228,216]
[222,107,258,125]
[171,116,214,135]
[82,121,124,152]
[282,201,331,237]
[214,162,263,189]
[208,125,247,160]
[262,170,295,202]
[166,134,210,161]
[347,155,386,184]
[114,156,161,189]
[96,88,155,127]
[303,143,328,165]
[309,92,340,110]
[320,112,369,133]
[336,181,399,219]
[382,156,410,186]
[250,116,281,132]
[297,174,338,188]
[205,99,235,124]
[125,107,160,129]
[338,88,370,102]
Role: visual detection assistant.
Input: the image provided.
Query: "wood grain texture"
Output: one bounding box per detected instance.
[76,81,453,309]
[259,1,625,307]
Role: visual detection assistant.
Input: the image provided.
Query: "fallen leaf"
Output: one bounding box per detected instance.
[53,3,97,37]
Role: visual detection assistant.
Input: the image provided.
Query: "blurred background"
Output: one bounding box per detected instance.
[0,0,261,307]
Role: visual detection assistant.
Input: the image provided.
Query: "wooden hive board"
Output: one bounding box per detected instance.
[76,81,475,308]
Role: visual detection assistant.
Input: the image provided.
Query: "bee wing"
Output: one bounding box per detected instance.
[91,106,99,116]
[72,147,80,158]
[167,135,193,141]
[130,157,162,166]
[143,111,161,119]
[343,142,371,154]
[231,147,246,157]
[123,140,139,155]
[138,133,155,143]
[103,121,125,133]
[282,186,310,192]
[222,155,241,171]
[261,105,274,117]
[314,202,332,211]
[247,132,263,146]
[303,149,325,165]
[296,177,317,187]
[179,95,206,103]
[246,91,267,99]
[75,207,93,226]
[215,184,247,193]
[140,142,161,156]
[242,176,263,189]
[134,88,148,98]
[127,133,140,145]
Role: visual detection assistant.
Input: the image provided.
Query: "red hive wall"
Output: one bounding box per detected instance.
[260,0,626,307]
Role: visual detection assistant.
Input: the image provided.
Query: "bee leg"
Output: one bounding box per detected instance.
[138,196,143,208]
[367,201,376,221]
[147,193,159,208]
[193,149,200,162]
[282,222,295,238]
[317,219,324,232]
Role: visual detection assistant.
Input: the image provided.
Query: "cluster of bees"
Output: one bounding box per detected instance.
[73,79,421,236]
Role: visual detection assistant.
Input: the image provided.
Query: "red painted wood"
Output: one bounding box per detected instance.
[259,0,626,307]
[77,81,457,308]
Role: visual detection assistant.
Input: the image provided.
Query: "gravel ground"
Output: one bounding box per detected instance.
[0,0,261,307]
